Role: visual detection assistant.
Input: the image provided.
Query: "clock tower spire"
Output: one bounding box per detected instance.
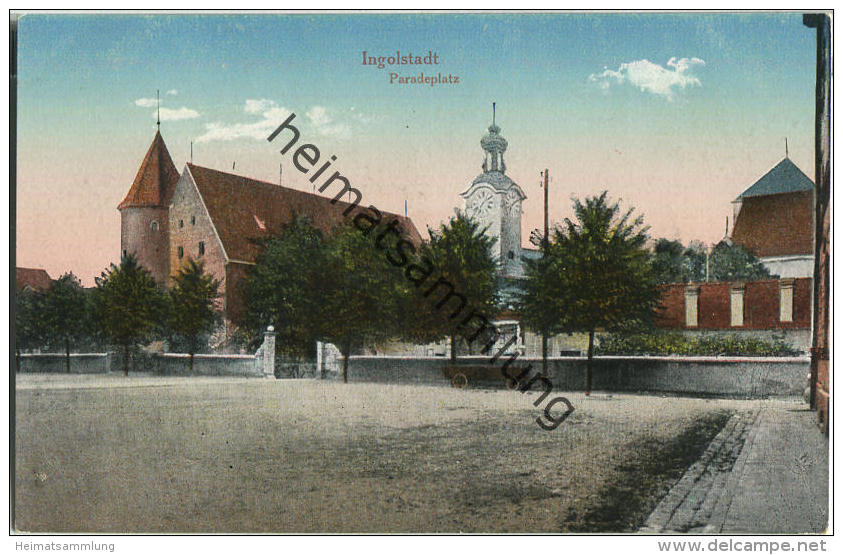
[460,105,526,277]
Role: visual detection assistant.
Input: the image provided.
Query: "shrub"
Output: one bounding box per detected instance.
[596,332,800,357]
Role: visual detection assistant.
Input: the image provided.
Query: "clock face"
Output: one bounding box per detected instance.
[467,189,496,219]
[504,189,521,215]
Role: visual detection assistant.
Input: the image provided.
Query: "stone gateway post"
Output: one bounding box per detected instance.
[262,325,276,378]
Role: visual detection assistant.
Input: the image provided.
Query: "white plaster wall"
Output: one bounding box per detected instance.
[761,256,814,279]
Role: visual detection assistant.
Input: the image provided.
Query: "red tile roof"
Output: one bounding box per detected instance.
[16,267,52,292]
[118,131,181,209]
[731,190,813,257]
[186,163,423,263]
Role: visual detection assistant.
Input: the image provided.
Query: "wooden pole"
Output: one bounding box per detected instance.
[542,169,549,377]
[803,13,830,434]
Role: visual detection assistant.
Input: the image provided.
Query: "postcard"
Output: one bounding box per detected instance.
[11,11,831,539]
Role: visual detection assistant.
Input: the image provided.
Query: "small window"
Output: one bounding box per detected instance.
[177,246,184,259]
[150,221,159,231]
[122,249,127,258]
[191,215,196,225]
[730,284,745,327]
[179,219,184,228]
[780,279,794,322]
[508,251,514,259]
[198,241,205,256]
[684,287,699,327]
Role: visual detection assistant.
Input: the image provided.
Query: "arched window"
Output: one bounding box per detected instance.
[150,221,159,231]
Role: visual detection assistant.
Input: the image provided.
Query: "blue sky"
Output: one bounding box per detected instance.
[16,13,817,283]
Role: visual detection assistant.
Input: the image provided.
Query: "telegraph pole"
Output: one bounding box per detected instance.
[541,169,549,377]
[803,13,831,433]
[543,169,549,249]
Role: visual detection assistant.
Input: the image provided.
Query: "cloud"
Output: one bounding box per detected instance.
[157,107,200,121]
[196,99,292,143]
[305,106,351,139]
[196,99,355,144]
[244,98,275,114]
[166,89,178,96]
[135,95,199,121]
[589,57,705,100]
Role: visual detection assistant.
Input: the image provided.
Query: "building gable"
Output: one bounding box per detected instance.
[168,168,229,292]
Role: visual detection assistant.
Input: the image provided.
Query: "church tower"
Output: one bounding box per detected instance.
[460,105,526,277]
[117,131,181,285]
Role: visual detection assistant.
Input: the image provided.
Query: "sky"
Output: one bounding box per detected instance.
[15,13,817,285]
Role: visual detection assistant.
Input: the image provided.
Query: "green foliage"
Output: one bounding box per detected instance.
[409,211,498,361]
[709,241,774,281]
[652,239,706,284]
[528,192,660,334]
[92,254,169,374]
[651,238,773,284]
[40,273,90,372]
[15,287,46,355]
[519,192,660,393]
[42,273,89,343]
[597,331,800,357]
[320,222,410,380]
[242,215,330,358]
[168,259,220,360]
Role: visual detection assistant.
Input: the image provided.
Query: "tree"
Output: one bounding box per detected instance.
[14,287,46,371]
[92,254,169,375]
[168,259,221,373]
[709,241,773,281]
[242,215,329,360]
[519,253,562,378]
[539,192,660,395]
[41,273,89,373]
[410,211,498,363]
[320,223,408,382]
[651,238,708,284]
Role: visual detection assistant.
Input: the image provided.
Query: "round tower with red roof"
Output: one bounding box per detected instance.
[117,131,181,285]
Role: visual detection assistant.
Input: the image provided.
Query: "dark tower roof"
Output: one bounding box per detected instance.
[736,158,814,200]
[118,131,180,209]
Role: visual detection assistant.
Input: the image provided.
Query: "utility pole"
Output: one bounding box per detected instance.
[541,169,549,377]
[544,169,549,249]
[803,13,831,434]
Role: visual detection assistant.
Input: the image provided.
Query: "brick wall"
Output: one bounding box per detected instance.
[168,173,228,305]
[655,278,811,331]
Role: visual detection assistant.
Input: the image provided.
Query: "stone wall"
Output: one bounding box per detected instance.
[328,355,810,397]
[17,353,111,374]
[152,353,263,377]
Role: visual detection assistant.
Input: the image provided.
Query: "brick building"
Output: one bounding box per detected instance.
[731,158,814,278]
[119,132,422,333]
[655,278,812,351]
[15,267,52,292]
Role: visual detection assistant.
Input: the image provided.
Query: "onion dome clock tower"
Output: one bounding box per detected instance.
[460,104,526,277]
